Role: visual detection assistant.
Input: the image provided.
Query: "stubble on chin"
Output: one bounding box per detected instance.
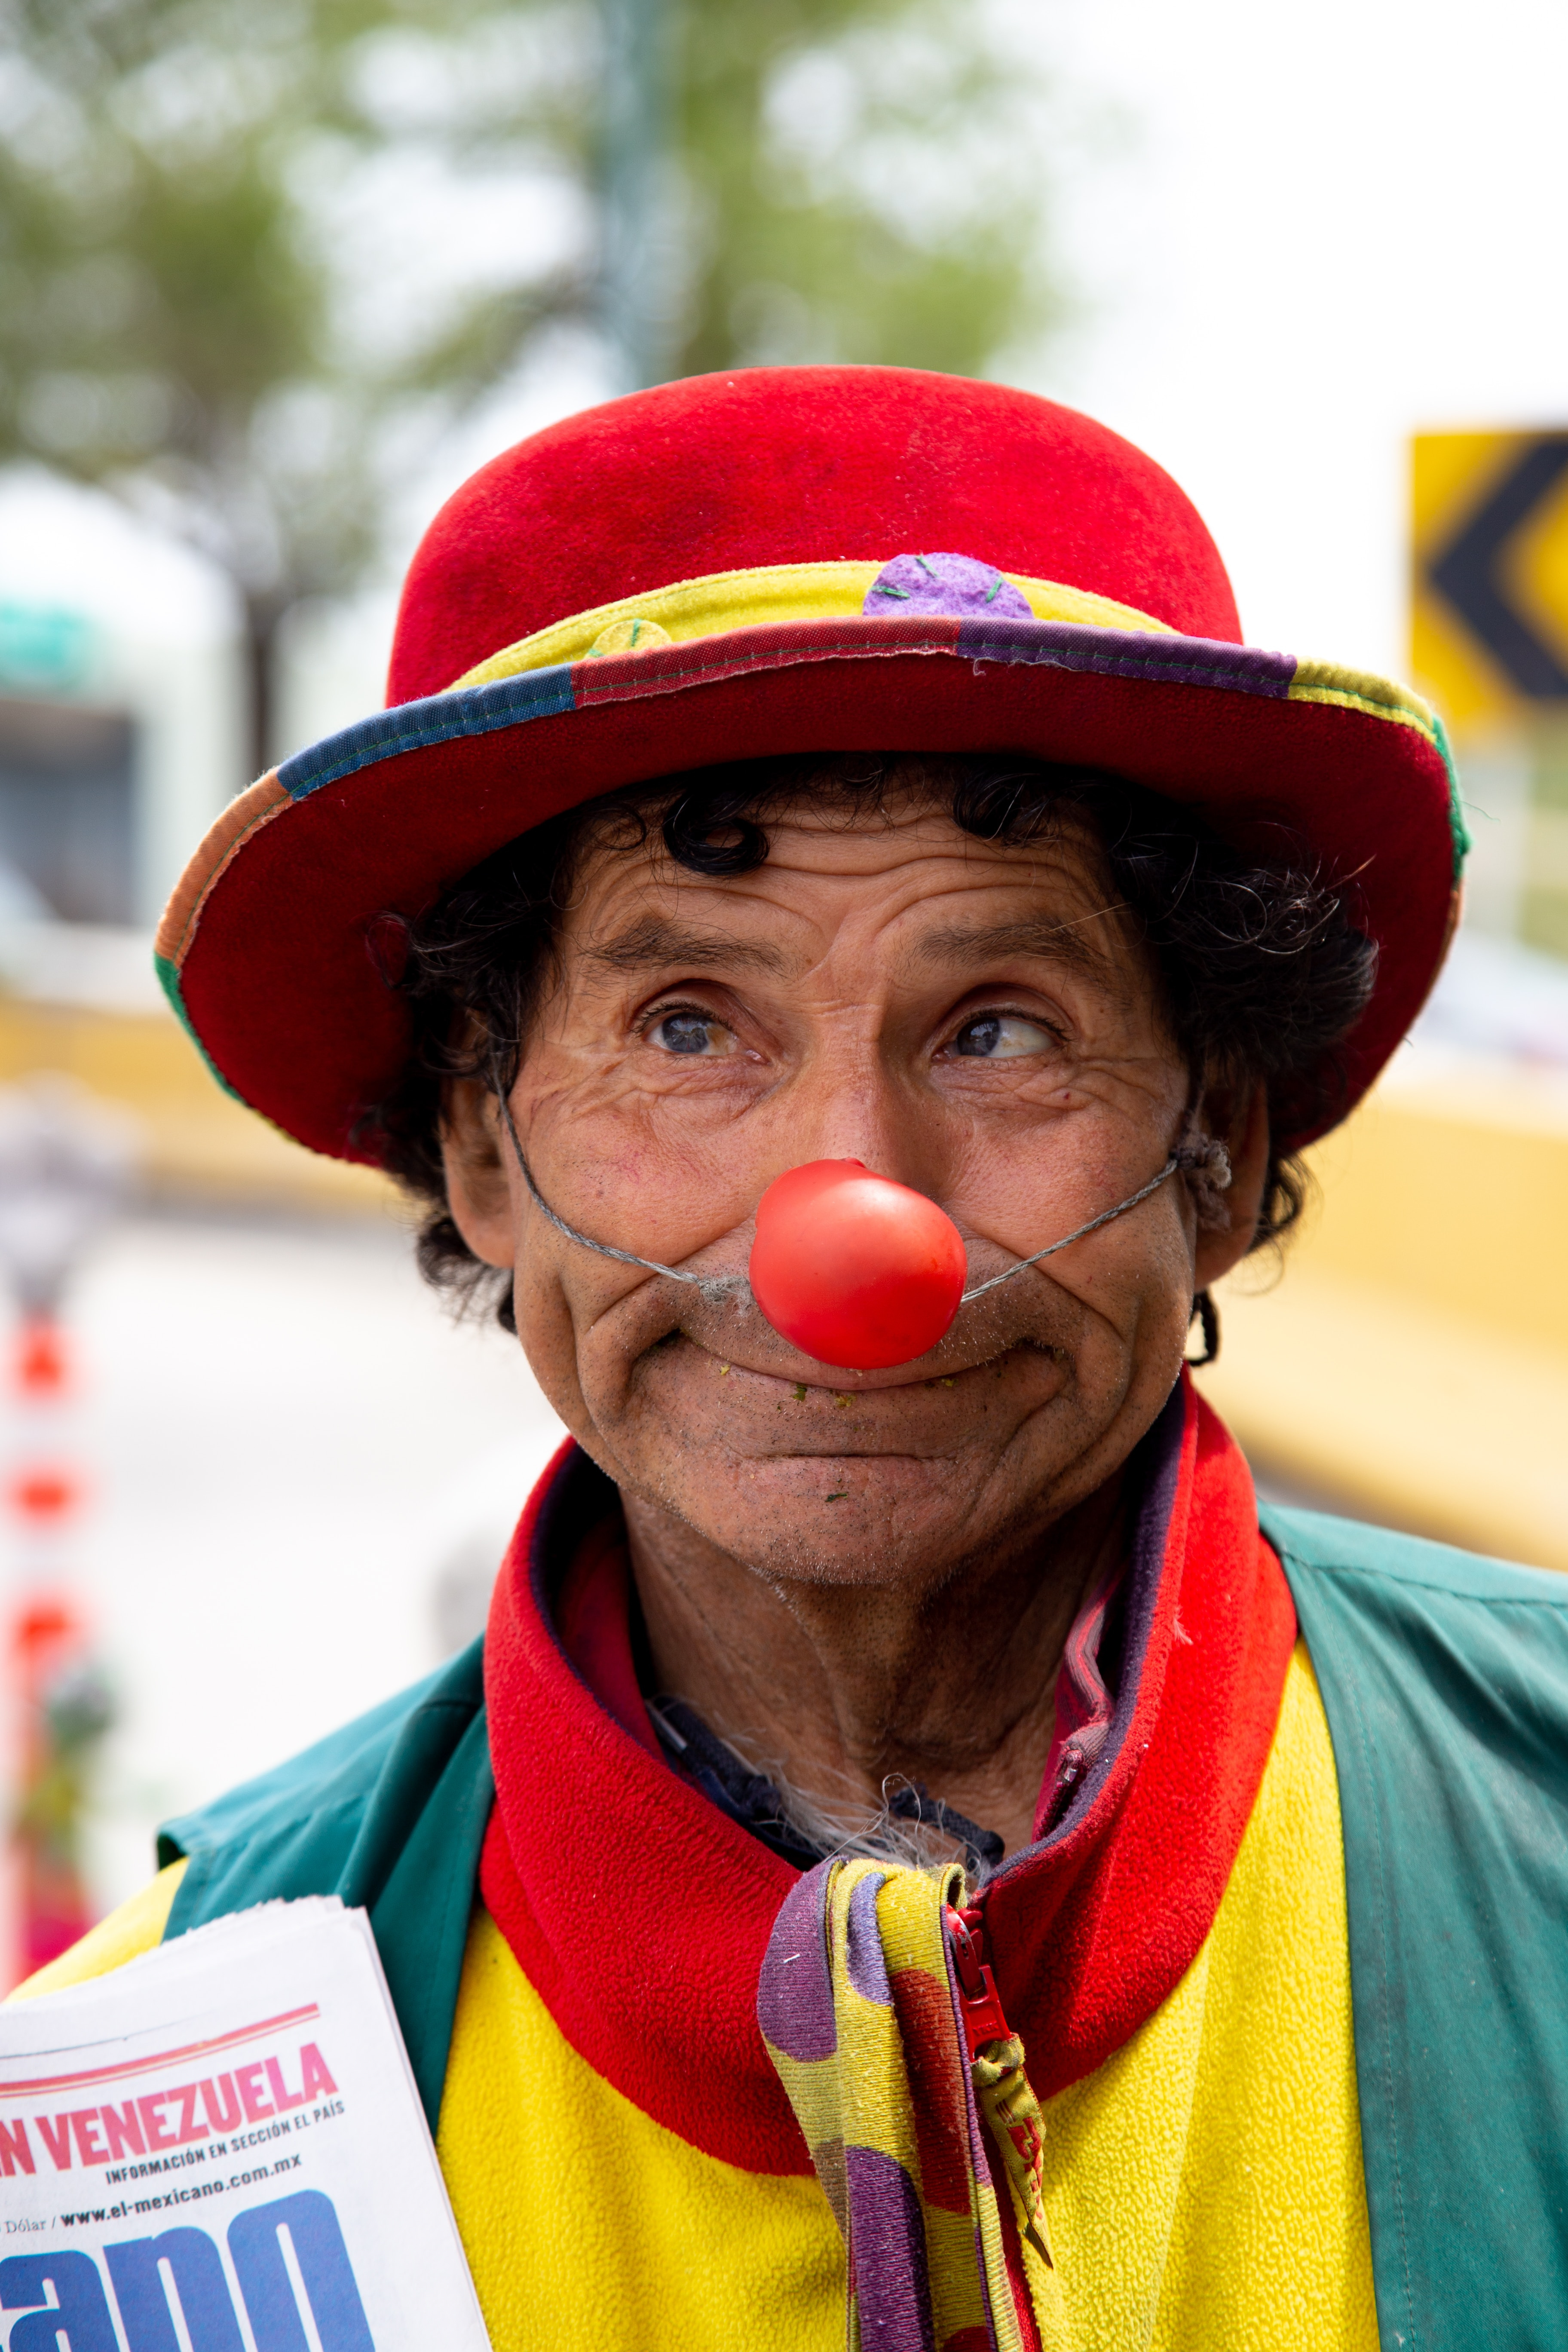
[593,1333,1123,1596]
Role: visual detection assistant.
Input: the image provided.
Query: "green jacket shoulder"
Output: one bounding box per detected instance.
[1265,1502,1568,2351]
[159,1636,490,2129]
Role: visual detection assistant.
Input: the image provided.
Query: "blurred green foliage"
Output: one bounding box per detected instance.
[675,0,1054,380]
[0,0,1059,763]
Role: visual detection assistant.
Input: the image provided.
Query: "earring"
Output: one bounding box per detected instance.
[1187,1290,1220,1367]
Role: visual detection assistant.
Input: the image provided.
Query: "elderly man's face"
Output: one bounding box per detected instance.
[446,793,1266,1593]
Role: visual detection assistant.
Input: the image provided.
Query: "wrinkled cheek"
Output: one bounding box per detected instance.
[1094,1262,1199,1411]
[508,1249,620,1438]
[1035,1235,1194,1406]
[523,1278,699,1477]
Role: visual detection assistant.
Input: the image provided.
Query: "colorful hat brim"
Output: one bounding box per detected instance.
[156,609,1464,1164]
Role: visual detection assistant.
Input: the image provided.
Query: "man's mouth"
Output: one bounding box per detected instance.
[654,1324,1072,1402]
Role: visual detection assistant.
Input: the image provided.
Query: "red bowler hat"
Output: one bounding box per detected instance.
[156,365,1465,1163]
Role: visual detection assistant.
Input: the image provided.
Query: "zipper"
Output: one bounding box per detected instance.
[945,1902,1048,2348]
[943,1903,1012,2056]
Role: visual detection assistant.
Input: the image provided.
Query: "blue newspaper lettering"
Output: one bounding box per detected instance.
[0,2251,119,2352]
[106,2226,246,2352]
[228,2190,376,2352]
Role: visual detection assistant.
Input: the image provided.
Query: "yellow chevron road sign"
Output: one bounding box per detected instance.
[1412,431,1568,729]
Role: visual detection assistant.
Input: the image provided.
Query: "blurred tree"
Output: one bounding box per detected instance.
[672,0,1055,382]
[0,0,1059,775]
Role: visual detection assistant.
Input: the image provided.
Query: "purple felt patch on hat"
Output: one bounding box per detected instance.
[865,551,1032,622]
[955,613,1296,697]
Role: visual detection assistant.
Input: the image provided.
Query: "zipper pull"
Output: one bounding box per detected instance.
[943,1904,1012,2058]
[947,1907,1056,2274]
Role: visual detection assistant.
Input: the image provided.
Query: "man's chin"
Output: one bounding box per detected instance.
[626,1438,1059,1591]
[581,1343,1096,1577]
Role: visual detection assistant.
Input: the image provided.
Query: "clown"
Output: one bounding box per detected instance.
[22,370,1568,2352]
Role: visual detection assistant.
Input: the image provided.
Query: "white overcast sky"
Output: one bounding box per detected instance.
[1038,0,1568,675]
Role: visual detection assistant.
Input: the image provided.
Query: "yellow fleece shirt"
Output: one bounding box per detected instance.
[18,1644,1375,2350]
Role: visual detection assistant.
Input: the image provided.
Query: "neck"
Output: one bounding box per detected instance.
[622,1480,1127,1859]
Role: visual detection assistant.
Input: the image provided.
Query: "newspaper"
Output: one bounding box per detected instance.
[0,1897,491,2350]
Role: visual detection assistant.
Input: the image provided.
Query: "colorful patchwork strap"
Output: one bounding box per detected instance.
[757,1856,1051,2351]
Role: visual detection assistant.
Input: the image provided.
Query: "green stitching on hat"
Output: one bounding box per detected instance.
[155,951,249,1107]
[157,949,353,1158]
[1430,708,1472,870]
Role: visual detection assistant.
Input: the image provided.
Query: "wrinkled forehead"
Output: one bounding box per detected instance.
[558,781,1148,998]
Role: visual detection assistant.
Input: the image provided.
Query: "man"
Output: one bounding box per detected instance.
[24,370,1568,2350]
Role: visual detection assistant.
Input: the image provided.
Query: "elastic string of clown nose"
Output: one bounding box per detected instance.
[496,1095,736,1302]
[955,1153,1181,1303]
[496,1096,1225,1305]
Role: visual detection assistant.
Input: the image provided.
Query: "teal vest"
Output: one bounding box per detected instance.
[159,1507,1568,2350]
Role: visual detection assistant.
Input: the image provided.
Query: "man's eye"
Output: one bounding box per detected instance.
[652,1011,733,1056]
[951,1013,1055,1059]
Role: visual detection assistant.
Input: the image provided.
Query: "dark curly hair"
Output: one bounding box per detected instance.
[365,752,1378,1329]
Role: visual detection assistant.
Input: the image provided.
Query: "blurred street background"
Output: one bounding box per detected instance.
[0,0,1565,1962]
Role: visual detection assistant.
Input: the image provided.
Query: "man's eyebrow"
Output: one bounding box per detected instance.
[914,913,1125,982]
[581,915,790,976]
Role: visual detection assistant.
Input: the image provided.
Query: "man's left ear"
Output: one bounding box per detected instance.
[1191,1081,1272,1291]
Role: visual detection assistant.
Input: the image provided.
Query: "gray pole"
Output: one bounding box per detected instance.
[599,0,670,393]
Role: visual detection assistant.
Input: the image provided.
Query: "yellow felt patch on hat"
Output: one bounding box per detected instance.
[587,616,674,658]
[1287,658,1442,742]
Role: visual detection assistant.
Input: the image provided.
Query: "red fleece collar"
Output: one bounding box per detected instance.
[480,1375,1297,2171]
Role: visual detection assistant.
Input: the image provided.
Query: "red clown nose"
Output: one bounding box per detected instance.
[748,1161,968,1371]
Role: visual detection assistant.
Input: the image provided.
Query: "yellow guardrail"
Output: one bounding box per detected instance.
[0,995,400,1216]
[1197,1067,1568,1572]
